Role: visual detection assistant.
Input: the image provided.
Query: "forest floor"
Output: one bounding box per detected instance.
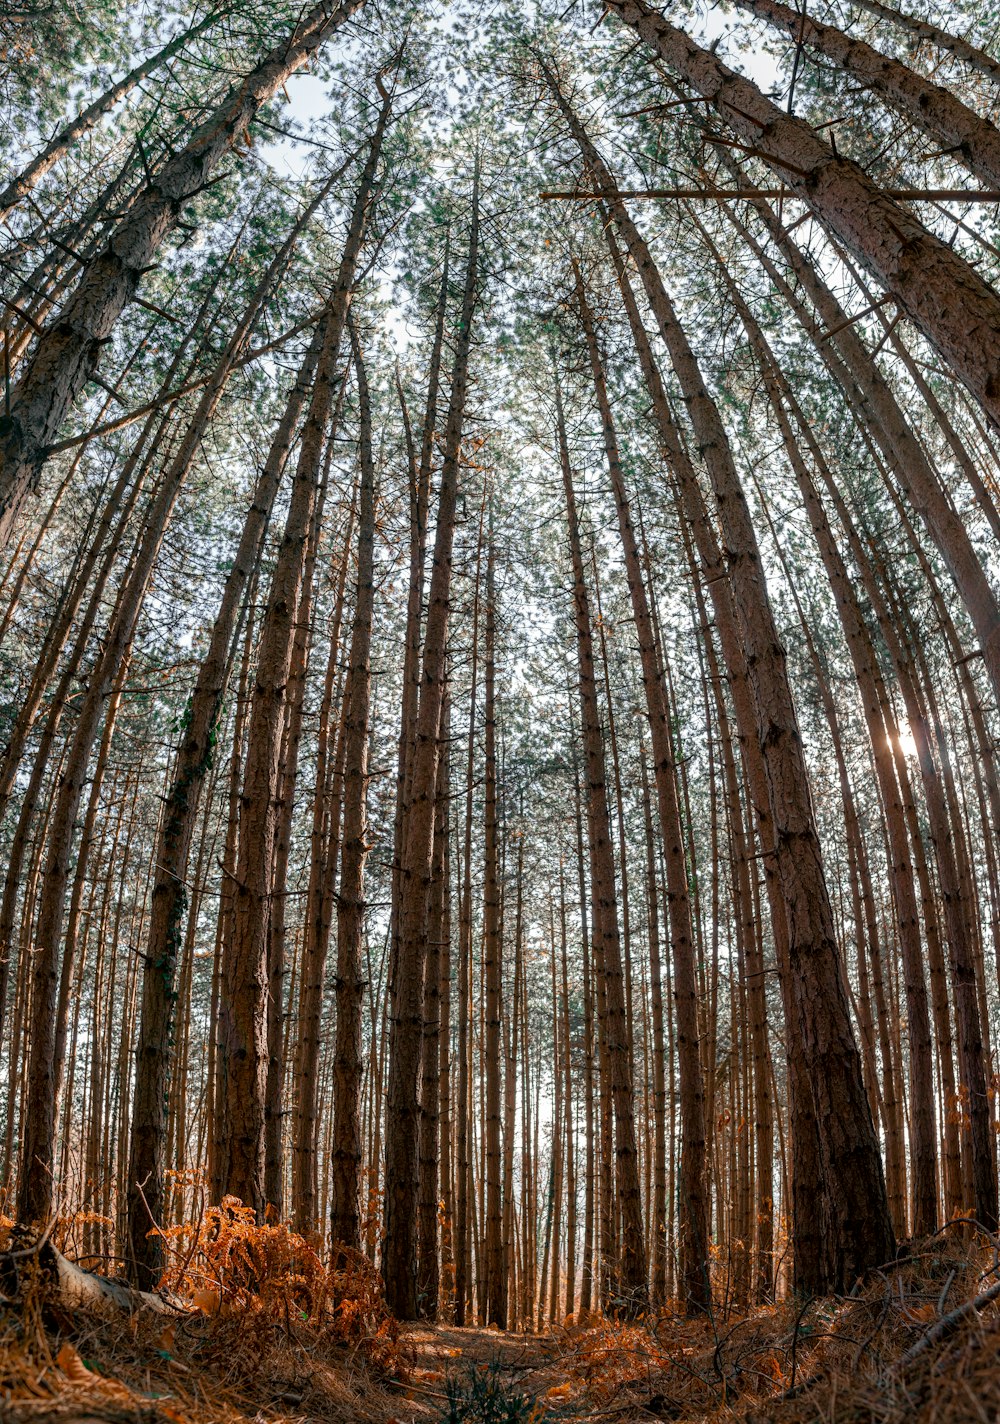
[1,1228,998,1424]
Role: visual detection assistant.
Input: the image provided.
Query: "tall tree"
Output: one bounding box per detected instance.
[482,534,505,1326]
[0,0,364,543]
[125,172,344,1286]
[383,170,480,1319]
[572,265,709,1312]
[215,88,392,1214]
[329,318,378,1251]
[556,372,648,1312]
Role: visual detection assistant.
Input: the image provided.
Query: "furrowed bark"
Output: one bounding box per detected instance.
[603,0,1000,443]
[732,0,1000,191]
[851,0,1000,89]
[700,222,939,1238]
[544,70,892,1289]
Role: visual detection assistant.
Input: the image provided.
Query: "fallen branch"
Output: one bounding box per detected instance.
[1,1231,186,1316]
[895,1277,1000,1369]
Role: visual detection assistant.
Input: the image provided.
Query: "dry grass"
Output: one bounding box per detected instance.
[0,1224,997,1423]
[538,1224,1000,1422]
[0,1203,420,1424]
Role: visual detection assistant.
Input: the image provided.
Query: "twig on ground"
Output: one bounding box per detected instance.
[896,1278,1000,1369]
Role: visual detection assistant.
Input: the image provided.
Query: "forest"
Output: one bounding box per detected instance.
[0,0,999,1420]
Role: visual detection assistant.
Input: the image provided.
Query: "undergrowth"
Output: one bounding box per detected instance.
[441,1358,547,1423]
[158,1195,400,1372]
[0,1214,998,1422]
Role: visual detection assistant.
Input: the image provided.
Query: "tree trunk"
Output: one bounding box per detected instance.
[290,488,355,1233]
[125,260,333,1286]
[719,188,1000,709]
[573,267,707,1312]
[215,97,389,1213]
[329,319,378,1252]
[732,0,1000,191]
[417,688,449,1315]
[482,538,506,1326]
[580,164,893,1286]
[16,233,280,1225]
[851,0,1000,89]
[383,173,479,1318]
[0,0,363,543]
[703,231,939,1237]
[556,380,648,1313]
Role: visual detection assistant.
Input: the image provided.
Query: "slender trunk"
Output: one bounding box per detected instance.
[417,689,449,1314]
[704,234,938,1237]
[639,751,669,1304]
[329,321,378,1252]
[557,387,648,1313]
[290,490,356,1232]
[482,539,505,1326]
[0,0,364,541]
[215,97,389,1215]
[592,191,889,1288]
[732,0,1000,191]
[16,242,278,1224]
[438,794,455,1317]
[125,318,327,1284]
[383,174,479,1318]
[572,271,706,1311]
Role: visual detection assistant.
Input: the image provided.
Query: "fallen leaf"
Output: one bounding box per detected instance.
[57,1342,93,1383]
[546,1382,573,1400]
[191,1287,221,1316]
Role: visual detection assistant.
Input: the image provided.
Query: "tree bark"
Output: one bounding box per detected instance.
[556,377,648,1313]
[702,228,939,1237]
[719,186,1000,708]
[732,0,1000,191]
[383,172,479,1318]
[329,319,378,1252]
[0,0,363,544]
[16,224,285,1226]
[573,267,707,1312]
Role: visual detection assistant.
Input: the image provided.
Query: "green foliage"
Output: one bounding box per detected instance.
[439,1359,546,1424]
